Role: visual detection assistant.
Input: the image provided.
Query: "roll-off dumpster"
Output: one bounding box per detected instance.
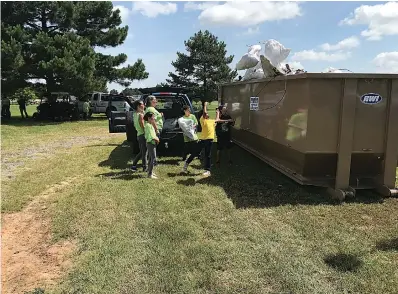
[218,73,398,200]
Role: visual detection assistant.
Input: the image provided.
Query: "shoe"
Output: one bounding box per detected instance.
[203,171,211,177]
[148,174,158,179]
[182,163,188,173]
[131,166,137,172]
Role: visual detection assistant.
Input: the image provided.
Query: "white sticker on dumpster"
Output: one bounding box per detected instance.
[250,96,259,111]
[360,93,382,105]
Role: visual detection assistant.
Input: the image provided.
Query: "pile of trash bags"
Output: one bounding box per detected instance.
[236,39,305,81]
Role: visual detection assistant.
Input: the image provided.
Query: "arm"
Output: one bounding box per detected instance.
[138,113,144,129]
[215,110,233,123]
[203,102,208,117]
[149,125,160,143]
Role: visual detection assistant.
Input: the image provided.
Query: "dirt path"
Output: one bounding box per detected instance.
[1,177,80,294]
[1,133,122,293]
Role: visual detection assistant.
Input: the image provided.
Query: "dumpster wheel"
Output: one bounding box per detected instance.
[327,187,356,202]
[375,185,398,198]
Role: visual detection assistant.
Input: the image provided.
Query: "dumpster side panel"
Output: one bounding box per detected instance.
[353,78,389,153]
[306,78,344,152]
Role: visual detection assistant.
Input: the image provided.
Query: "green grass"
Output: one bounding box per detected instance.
[2,111,398,294]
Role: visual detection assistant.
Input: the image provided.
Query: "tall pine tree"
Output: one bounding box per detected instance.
[167,30,237,101]
[1,1,148,96]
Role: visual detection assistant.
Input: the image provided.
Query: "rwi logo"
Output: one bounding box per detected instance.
[360,93,382,105]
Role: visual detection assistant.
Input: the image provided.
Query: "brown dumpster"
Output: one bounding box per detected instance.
[219,73,398,200]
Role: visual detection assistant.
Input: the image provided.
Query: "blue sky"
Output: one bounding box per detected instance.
[103,1,398,92]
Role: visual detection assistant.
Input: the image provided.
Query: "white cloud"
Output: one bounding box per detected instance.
[340,2,398,41]
[184,2,219,12]
[113,5,130,24]
[373,52,398,73]
[198,2,302,27]
[320,36,360,51]
[239,27,260,36]
[132,2,177,18]
[292,50,351,62]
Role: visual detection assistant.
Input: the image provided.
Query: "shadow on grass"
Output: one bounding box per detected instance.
[376,237,398,252]
[175,146,385,208]
[1,117,62,127]
[324,253,363,272]
[1,115,107,127]
[98,140,133,170]
[96,170,144,180]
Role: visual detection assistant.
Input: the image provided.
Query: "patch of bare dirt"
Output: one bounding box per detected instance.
[1,135,111,180]
[1,177,80,294]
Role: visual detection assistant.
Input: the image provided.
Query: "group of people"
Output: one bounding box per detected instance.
[0,98,28,119]
[130,95,234,179]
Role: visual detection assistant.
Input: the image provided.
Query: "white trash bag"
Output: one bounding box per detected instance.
[236,44,262,70]
[236,53,260,70]
[263,39,291,68]
[177,117,197,141]
[247,44,262,56]
[243,61,265,81]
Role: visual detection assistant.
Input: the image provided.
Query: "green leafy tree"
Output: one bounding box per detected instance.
[156,82,170,88]
[167,30,237,102]
[122,88,142,96]
[110,89,118,94]
[11,87,38,103]
[1,1,148,96]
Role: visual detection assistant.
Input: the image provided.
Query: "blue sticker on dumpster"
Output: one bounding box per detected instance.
[360,93,382,105]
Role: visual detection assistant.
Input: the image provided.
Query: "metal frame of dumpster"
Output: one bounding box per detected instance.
[218,73,398,200]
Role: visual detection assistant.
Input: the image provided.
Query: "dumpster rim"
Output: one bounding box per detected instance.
[221,73,398,87]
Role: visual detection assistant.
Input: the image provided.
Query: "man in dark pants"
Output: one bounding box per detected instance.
[215,105,235,166]
[18,98,28,118]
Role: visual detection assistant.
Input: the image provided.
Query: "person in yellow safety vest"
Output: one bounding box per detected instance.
[286,108,308,142]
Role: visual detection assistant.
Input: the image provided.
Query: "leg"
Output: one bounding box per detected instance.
[147,143,155,177]
[20,107,24,118]
[132,145,142,170]
[182,143,187,161]
[24,108,29,118]
[139,135,148,171]
[227,139,233,164]
[216,136,225,166]
[204,140,212,171]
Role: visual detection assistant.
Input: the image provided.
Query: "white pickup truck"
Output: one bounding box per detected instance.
[79,92,131,117]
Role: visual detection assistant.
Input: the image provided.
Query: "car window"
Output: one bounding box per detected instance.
[93,93,99,101]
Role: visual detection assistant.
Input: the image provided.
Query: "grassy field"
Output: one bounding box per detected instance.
[1,107,398,294]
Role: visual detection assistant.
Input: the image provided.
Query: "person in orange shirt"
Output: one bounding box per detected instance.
[199,102,217,177]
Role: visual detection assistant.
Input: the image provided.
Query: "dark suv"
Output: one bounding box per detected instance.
[108,87,197,153]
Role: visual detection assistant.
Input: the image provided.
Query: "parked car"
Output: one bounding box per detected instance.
[32,92,79,121]
[78,92,131,117]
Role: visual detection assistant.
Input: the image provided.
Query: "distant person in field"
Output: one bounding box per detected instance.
[215,105,235,166]
[1,97,11,119]
[199,102,216,176]
[18,98,28,118]
[131,100,147,172]
[180,105,201,173]
[145,95,163,136]
[82,99,90,120]
[144,112,159,179]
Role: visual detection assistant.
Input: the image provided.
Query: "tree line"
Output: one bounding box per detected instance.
[1,1,236,102]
